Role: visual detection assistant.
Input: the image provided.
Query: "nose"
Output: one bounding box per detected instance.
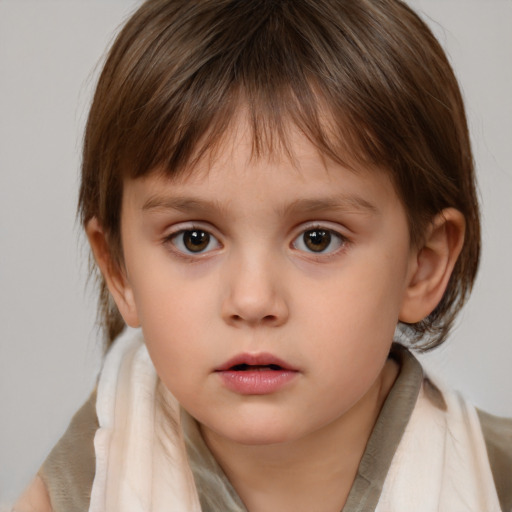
[221,252,289,328]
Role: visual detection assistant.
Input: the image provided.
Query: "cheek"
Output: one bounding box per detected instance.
[296,261,406,388]
[304,258,407,336]
[137,285,210,353]
[140,307,205,404]
[127,246,216,328]
[130,271,218,384]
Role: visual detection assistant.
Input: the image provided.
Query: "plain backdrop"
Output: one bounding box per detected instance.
[1,0,511,503]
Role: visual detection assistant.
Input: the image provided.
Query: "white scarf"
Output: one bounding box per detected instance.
[89,328,201,512]
[375,381,502,512]
[89,329,501,512]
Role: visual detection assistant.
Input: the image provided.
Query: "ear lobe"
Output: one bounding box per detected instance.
[85,217,140,328]
[399,208,465,324]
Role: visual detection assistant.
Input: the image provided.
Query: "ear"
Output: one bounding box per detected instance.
[86,217,140,327]
[399,208,465,324]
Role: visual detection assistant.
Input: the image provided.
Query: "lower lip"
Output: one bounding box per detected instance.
[217,369,298,395]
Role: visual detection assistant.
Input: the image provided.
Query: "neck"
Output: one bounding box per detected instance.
[201,358,399,512]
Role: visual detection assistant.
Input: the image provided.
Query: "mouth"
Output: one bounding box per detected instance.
[215,353,298,373]
[215,353,299,395]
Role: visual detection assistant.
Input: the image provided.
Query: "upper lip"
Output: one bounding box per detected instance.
[215,353,298,372]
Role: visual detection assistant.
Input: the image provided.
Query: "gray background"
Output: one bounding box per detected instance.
[1,0,511,503]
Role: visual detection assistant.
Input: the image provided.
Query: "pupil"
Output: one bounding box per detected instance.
[184,230,209,252]
[304,229,330,252]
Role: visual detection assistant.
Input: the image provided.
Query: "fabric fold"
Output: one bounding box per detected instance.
[375,380,501,511]
[89,328,201,512]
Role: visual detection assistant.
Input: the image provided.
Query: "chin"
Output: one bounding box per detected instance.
[206,417,306,447]
[231,431,293,446]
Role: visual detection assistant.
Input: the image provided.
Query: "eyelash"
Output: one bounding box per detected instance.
[163,224,349,259]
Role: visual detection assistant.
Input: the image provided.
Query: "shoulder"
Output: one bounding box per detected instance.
[13,476,52,512]
[37,390,98,512]
[477,408,512,512]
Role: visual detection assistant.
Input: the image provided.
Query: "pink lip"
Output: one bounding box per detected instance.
[215,353,299,395]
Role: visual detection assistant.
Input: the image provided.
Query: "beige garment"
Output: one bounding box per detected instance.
[39,390,98,512]
[39,344,512,512]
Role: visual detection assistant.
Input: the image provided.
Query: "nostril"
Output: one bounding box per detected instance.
[229,313,277,325]
[222,294,288,326]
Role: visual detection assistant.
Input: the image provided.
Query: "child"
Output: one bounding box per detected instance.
[14,0,511,510]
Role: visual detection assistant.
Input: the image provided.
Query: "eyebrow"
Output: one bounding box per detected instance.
[142,196,229,215]
[280,196,378,216]
[142,194,378,216]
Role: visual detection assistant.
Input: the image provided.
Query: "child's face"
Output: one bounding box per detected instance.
[117,122,417,446]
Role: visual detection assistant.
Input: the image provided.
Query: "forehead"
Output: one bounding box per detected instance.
[122,118,399,221]
[156,110,380,184]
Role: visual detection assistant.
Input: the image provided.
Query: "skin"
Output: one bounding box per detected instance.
[13,476,52,512]
[17,120,465,511]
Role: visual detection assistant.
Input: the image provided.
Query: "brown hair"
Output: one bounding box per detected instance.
[79,0,480,351]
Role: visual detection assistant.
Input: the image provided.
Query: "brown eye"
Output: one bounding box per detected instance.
[303,229,331,252]
[292,228,345,254]
[183,230,210,252]
[170,229,220,255]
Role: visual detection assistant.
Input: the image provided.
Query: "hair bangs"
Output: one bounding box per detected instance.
[112,5,376,186]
